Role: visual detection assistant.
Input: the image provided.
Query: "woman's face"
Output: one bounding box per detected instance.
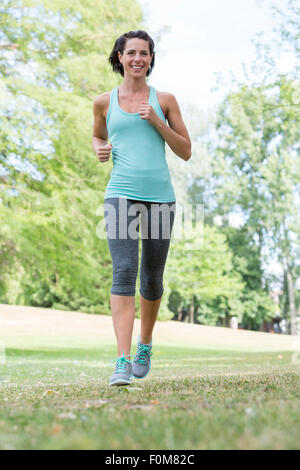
[118,38,153,77]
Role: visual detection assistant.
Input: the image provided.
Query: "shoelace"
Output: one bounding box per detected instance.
[110,352,131,374]
[135,343,153,364]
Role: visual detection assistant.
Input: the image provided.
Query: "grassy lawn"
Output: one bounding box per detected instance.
[0,306,300,450]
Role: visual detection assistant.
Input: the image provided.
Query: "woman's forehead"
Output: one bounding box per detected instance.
[124,38,150,50]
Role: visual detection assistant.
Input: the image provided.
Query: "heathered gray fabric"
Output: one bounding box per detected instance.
[104,197,176,301]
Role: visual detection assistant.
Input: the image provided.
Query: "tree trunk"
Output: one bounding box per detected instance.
[285,259,297,335]
[189,297,194,324]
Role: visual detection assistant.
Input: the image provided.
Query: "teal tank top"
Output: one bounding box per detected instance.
[104,85,176,203]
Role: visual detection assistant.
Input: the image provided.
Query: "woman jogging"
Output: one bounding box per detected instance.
[92,30,191,386]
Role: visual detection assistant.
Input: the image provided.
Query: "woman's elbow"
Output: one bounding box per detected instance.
[184,143,192,161]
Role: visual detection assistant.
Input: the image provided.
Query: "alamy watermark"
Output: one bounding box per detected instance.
[95,199,204,250]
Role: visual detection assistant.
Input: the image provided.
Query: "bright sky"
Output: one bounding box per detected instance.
[140,0,292,111]
[139,0,295,282]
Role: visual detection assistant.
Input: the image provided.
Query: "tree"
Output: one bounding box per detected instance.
[165,223,245,326]
[0,0,145,312]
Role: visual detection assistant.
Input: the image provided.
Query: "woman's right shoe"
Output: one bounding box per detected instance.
[109,353,133,386]
[132,335,153,379]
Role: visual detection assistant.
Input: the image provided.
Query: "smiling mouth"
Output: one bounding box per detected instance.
[130,66,144,70]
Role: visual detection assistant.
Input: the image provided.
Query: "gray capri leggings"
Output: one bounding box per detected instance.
[104,197,176,301]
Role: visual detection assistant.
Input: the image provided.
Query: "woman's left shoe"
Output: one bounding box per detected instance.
[132,335,153,379]
[109,353,133,386]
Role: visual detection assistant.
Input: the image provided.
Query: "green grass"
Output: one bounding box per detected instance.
[0,342,300,450]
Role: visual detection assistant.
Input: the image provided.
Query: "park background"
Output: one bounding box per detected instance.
[0,0,300,451]
[1,0,299,334]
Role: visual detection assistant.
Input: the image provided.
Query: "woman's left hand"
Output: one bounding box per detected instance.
[139,101,159,126]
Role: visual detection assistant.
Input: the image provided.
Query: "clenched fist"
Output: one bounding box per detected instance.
[97,143,112,163]
[139,101,159,126]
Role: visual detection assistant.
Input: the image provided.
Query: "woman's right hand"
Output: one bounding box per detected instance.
[97,143,112,163]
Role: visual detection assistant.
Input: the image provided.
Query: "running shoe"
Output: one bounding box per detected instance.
[132,335,153,379]
[109,352,133,386]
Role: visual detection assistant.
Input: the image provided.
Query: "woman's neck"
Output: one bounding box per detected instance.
[119,77,149,94]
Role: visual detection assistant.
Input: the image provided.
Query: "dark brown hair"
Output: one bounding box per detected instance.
[108,30,155,77]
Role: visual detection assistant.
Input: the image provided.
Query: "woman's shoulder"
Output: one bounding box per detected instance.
[155,89,174,100]
[93,90,115,118]
[155,89,177,118]
[93,91,112,109]
[155,89,177,107]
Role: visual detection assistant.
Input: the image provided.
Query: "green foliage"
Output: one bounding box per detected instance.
[211,75,300,327]
[165,223,246,325]
[0,225,17,302]
[0,0,143,313]
[1,0,298,332]
[241,289,276,331]
[168,290,184,316]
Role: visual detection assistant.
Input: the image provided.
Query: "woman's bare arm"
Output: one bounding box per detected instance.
[92,93,112,162]
[139,93,192,161]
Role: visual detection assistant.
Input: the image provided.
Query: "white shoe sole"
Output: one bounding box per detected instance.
[109,378,132,386]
